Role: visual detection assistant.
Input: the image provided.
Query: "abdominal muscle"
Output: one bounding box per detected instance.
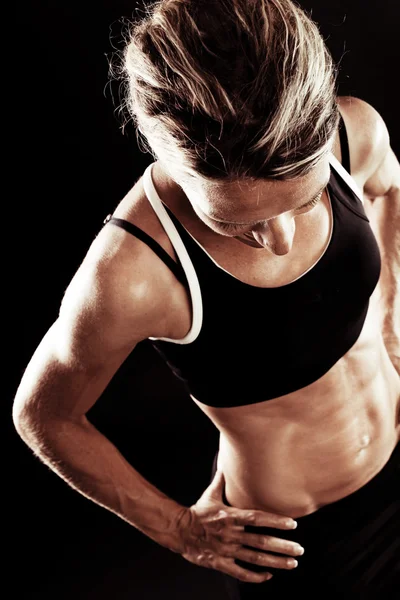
[146,154,400,517]
[191,291,400,518]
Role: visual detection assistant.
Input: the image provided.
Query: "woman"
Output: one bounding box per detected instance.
[13,1,399,598]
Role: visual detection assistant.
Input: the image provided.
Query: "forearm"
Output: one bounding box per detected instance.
[15,414,187,553]
[370,187,400,374]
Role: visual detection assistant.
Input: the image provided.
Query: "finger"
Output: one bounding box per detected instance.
[235,547,299,570]
[240,533,305,557]
[233,509,297,530]
[219,560,273,584]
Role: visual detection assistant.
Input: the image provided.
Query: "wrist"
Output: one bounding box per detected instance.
[163,505,191,554]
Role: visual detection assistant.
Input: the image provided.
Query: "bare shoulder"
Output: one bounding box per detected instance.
[59,172,191,361]
[336,95,391,186]
[13,172,191,424]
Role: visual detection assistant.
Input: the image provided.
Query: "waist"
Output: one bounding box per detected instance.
[217,441,400,560]
[219,438,400,523]
[218,382,399,518]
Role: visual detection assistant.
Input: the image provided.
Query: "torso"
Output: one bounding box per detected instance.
[112,102,400,518]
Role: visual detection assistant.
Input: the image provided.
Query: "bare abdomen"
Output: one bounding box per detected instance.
[216,338,400,518]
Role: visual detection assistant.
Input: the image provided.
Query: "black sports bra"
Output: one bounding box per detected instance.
[103,117,381,407]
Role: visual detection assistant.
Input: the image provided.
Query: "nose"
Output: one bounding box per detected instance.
[253,214,296,255]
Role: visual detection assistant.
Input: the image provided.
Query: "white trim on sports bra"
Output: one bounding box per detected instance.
[144,154,364,345]
[143,163,203,345]
[329,153,364,204]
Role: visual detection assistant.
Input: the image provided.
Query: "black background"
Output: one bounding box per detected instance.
[10,1,399,598]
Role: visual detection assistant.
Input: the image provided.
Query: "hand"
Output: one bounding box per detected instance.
[176,468,305,583]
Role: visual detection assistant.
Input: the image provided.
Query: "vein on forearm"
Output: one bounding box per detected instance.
[367,187,400,373]
[378,187,400,340]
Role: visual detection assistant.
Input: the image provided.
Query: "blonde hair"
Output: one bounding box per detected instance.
[113,0,340,183]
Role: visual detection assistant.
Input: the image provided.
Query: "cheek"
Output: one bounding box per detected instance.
[197,214,236,236]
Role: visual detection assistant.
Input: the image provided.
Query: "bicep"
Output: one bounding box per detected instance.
[364,146,400,199]
[13,257,166,423]
[346,97,400,198]
[13,318,125,424]
[338,96,399,199]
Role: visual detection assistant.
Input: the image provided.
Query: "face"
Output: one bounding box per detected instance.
[162,155,331,256]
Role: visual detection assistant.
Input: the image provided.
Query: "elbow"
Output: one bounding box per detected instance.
[13,390,87,452]
[12,388,57,453]
[12,395,42,449]
[12,399,71,466]
[12,389,29,436]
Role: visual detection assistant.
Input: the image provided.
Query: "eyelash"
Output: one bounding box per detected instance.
[216,192,324,233]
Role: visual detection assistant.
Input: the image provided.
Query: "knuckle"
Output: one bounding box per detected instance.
[260,536,271,549]
[224,543,240,558]
[247,511,257,522]
[196,553,208,565]
[219,528,234,542]
[232,541,243,553]
[216,508,230,520]
[271,556,287,568]
[231,513,243,526]
[256,552,266,564]
[213,512,229,531]
[276,557,296,569]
